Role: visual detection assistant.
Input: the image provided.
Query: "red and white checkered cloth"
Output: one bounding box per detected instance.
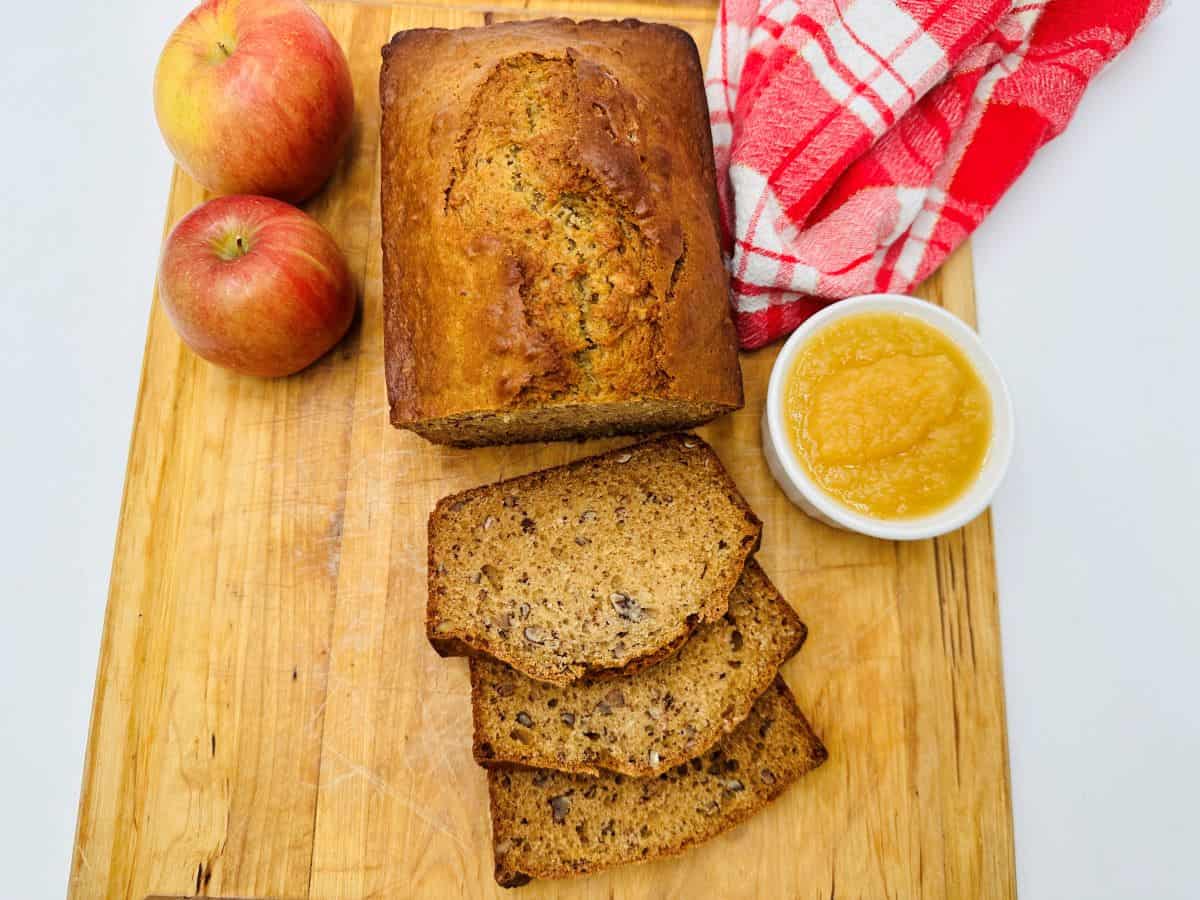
[706,0,1163,349]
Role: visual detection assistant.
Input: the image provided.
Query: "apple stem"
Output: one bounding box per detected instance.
[213,229,252,261]
[217,41,232,58]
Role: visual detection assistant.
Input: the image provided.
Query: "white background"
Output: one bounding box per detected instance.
[1,2,1196,897]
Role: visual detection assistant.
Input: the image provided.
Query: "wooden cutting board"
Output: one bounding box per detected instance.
[71,1,1016,897]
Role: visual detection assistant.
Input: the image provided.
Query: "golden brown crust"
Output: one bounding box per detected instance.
[426,434,761,684]
[380,19,741,445]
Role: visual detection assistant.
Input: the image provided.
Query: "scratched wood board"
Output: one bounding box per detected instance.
[70,1,1016,897]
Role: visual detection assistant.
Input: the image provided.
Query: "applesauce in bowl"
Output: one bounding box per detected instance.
[762,294,1014,540]
[786,312,992,519]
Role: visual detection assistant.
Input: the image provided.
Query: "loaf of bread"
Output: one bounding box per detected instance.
[488,676,827,887]
[470,559,807,776]
[380,19,743,447]
[427,434,760,685]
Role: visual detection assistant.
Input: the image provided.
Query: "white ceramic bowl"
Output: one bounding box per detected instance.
[762,293,1014,541]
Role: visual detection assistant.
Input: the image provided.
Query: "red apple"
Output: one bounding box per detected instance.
[158,195,356,377]
[153,0,354,203]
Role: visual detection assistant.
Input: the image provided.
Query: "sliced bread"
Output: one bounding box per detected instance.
[488,676,827,887]
[470,559,807,776]
[427,434,761,685]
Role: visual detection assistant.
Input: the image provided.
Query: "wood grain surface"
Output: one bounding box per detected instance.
[70,1,1016,897]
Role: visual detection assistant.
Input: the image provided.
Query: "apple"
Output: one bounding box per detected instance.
[158,195,356,377]
[154,0,354,203]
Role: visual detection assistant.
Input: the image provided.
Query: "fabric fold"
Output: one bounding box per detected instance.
[706,0,1164,349]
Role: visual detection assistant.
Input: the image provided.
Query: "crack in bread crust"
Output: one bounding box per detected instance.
[443,51,671,405]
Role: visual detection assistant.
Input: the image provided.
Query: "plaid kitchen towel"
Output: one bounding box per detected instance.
[707,0,1163,349]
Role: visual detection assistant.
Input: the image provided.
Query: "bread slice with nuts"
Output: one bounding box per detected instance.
[487,676,827,887]
[427,434,762,685]
[470,559,807,776]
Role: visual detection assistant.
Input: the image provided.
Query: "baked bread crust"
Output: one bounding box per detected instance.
[380,19,742,446]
